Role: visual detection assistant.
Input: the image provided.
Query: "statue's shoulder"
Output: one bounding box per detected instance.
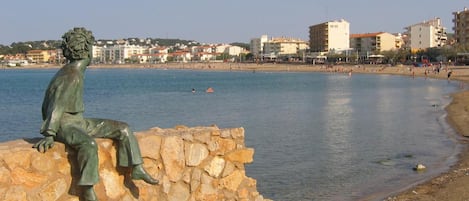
[51,65,83,85]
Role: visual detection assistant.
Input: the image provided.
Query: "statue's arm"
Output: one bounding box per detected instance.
[34,82,68,153]
[40,84,66,137]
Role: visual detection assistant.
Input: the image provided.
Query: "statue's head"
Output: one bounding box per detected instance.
[61,27,95,61]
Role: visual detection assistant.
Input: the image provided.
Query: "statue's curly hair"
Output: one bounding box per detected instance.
[61,27,95,60]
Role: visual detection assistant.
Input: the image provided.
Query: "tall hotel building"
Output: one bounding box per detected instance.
[309,19,350,53]
[453,8,469,47]
[404,18,447,52]
[250,35,269,58]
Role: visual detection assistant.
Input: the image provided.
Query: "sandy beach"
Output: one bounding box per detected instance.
[11,62,469,200]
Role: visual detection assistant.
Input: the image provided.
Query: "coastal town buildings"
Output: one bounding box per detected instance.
[263,37,308,58]
[249,35,308,60]
[95,44,149,64]
[350,32,397,58]
[26,49,58,64]
[309,19,350,53]
[453,7,469,47]
[9,6,469,66]
[403,18,447,52]
[87,41,247,64]
[250,35,269,59]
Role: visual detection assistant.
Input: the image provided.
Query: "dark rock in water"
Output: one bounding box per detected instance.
[404,154,413,158]
[377,158,396,166]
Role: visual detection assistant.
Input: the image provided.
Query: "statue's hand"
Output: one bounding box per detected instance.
[32,136,55,153]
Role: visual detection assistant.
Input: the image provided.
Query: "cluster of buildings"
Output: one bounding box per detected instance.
[251,17,449,63]
[250,7,469,63]
[91,40,247,64]
[5,7,469,66]
[2,40,248,66]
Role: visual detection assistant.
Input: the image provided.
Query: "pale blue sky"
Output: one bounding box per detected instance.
[1,0,467,45]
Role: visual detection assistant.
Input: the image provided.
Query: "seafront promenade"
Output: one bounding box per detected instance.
[7,62,469,200]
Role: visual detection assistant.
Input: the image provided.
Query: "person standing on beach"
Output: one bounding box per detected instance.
[32,27,158,201]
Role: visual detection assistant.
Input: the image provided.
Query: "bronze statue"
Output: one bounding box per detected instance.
[33,27,158,201]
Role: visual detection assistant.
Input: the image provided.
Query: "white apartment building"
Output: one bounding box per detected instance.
[99,44,149,63]
[224,46,245,56]
[404,18,447,52]
[250,35,269,58]
[92,46,103,62]
[149,47,170,54]
[309,19,350,53]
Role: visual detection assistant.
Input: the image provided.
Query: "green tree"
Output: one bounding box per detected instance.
[230,42,250,51]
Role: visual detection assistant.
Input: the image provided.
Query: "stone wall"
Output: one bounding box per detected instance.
[0,125,270,201]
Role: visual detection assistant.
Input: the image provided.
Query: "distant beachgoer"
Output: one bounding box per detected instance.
[447,70,453,80]
[206,87,214,93]
[192,88,196,93]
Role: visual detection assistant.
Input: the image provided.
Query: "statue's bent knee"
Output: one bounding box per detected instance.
[79,140,98,152]
[118,127,132,140]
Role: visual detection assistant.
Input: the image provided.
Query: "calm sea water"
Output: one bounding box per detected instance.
[0,68,462,200]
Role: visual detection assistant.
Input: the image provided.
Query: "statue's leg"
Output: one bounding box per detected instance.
[56,125,99,186]
[85,118,159,185]
[85,119,142,167]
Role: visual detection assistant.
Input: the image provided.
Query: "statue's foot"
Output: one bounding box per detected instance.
[131,164,159,185]
[83,186,97,201]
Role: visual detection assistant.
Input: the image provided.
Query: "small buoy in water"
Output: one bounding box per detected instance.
[206,87,214,93]
[413,164,426,171]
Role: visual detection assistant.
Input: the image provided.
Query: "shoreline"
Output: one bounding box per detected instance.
[7,62,469,200]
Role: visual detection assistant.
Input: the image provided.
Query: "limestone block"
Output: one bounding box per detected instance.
[213,137,236,155]
[31,152,56,172]
[220,170,245,191]
[161,135,185,182]
[230,127,245,139]
[162,175,171,194]
[220,129,231,138]
[137,134,162,159]
[0,167,11,184]
[2,150,32,169]
[11,167,48,188]
[100,168,126,199]
[185,143,209,166]
[222,161,235,178]
[204,156,225,178]
[182,168,192,184]
[4,186,27,201]
[38,178,67,201]
[193,131,211,144]
[190,168,202,193]
[225,148,254,164]
[168,182,190,201]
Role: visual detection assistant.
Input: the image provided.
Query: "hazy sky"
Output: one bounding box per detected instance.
[1,0,468,45]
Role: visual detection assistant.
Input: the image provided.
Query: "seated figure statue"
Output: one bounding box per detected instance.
[33,27,158,201]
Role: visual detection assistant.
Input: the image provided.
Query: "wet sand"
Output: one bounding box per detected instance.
[12,62,469,200]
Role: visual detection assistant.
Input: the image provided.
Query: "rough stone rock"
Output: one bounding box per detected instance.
[168,182,190,201]
[185,143,209,166]
[0,126,269,201]
[161,135,185,182]
[225,148,255,163]
[204,156,225,178]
